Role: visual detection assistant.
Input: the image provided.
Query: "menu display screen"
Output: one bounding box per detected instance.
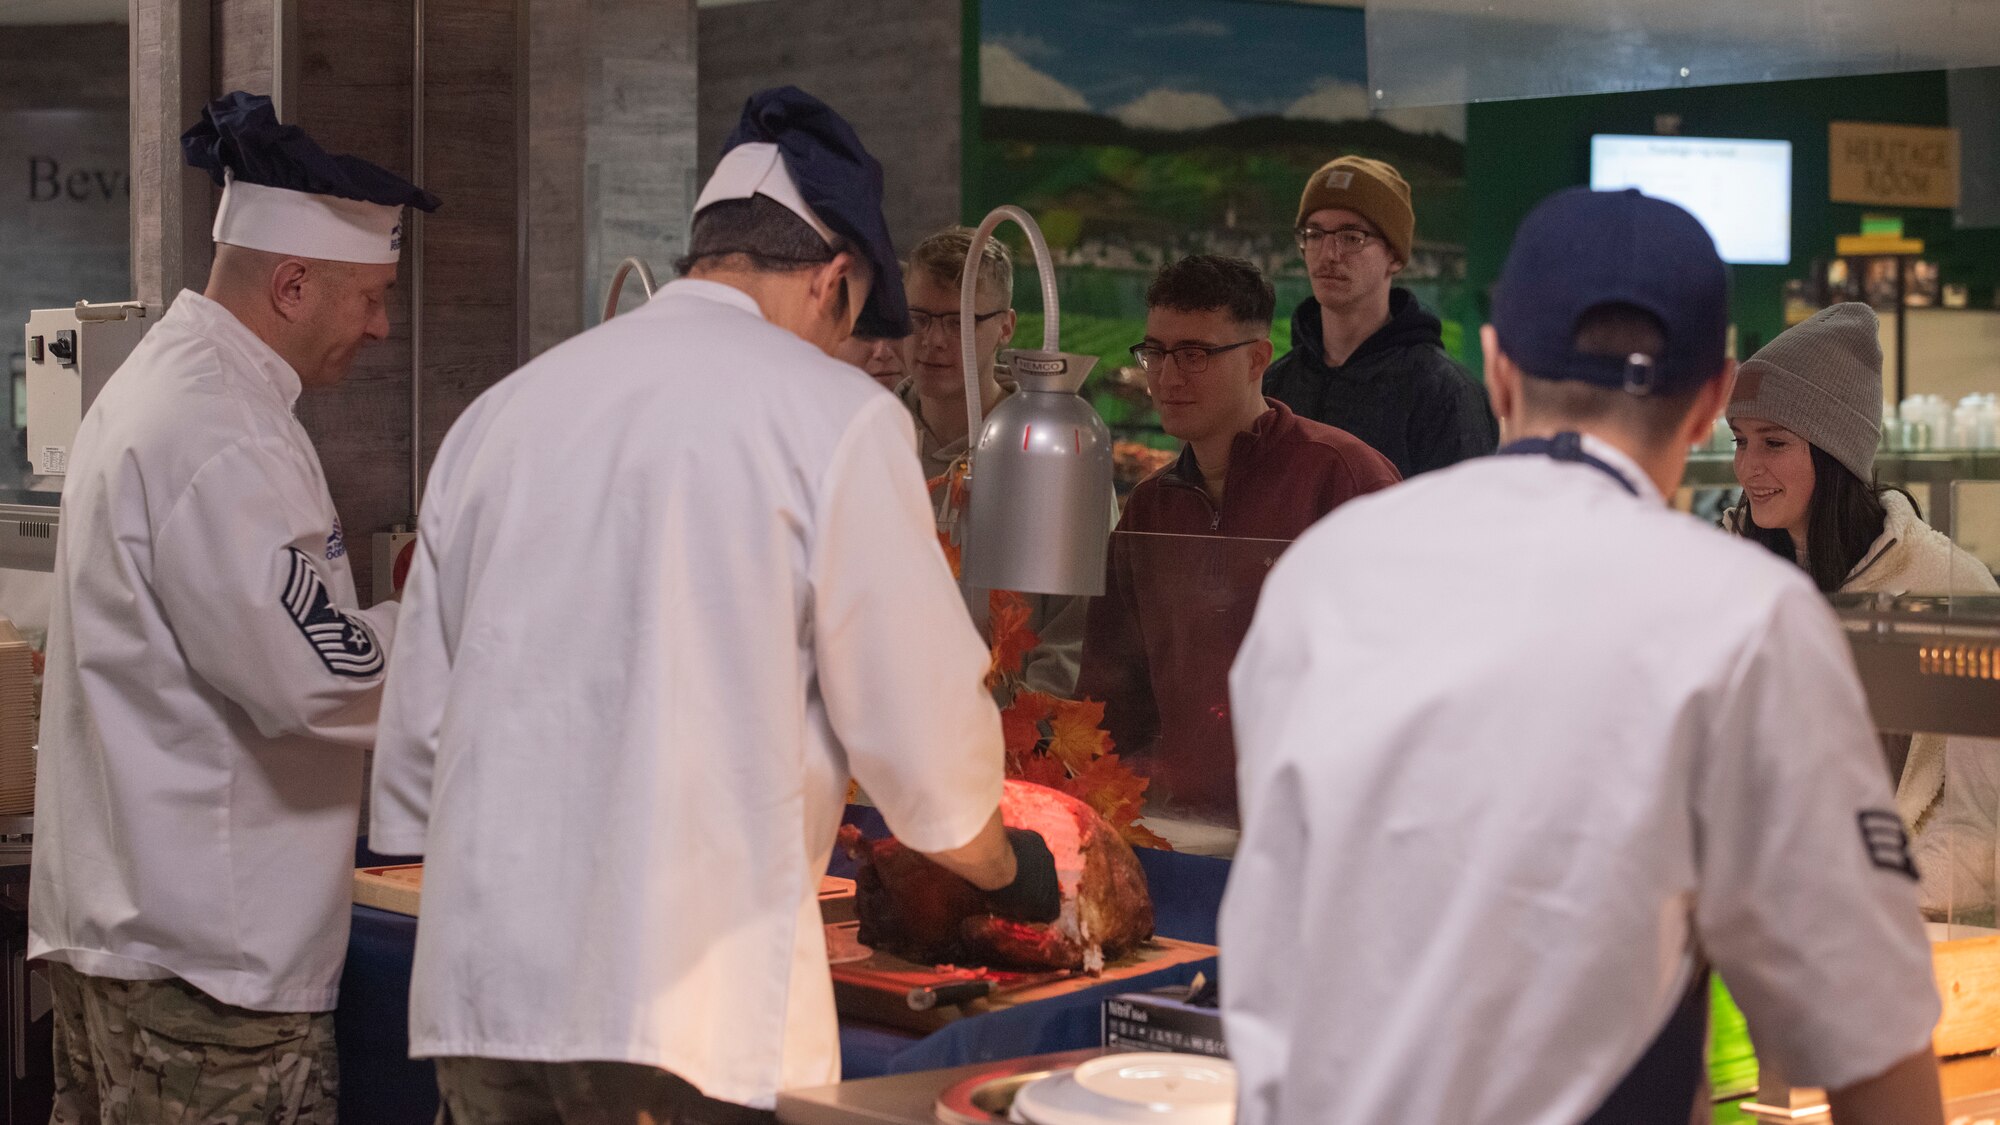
[1590,134,1794,265]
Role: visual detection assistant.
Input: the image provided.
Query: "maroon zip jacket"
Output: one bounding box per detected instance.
[1076,400,1400,821]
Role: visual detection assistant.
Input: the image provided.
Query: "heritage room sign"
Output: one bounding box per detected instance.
[1829,121,1960,209]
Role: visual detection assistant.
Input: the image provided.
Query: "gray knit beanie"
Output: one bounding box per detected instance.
[1725,302,1882,483]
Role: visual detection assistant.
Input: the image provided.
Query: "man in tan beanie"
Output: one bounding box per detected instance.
[1263,155,1496,478]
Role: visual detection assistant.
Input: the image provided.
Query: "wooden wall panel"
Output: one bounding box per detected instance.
[294,0,415,599]
[419,0,520,481]
[583,0,697,326]
[0,23,126,110]
[211,0,272,95]
[523,0,585,357]
[283,0,518,598]
[132,0,212,307]
[698,0,961,254]
[522,0,696,357]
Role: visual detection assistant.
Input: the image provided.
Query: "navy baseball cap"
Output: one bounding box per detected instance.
[1491,187,1730,396]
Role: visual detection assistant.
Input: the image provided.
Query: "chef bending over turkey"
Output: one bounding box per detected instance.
[368,87,1060,1123]
[30,92,436,1123]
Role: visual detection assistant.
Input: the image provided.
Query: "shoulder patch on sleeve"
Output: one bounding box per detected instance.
[283,548,384,678]
[1857,809,1920,881]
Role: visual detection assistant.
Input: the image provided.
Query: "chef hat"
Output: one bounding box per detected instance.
[703,87,909,337]
[695,142,838,244]
[183,91,441,265]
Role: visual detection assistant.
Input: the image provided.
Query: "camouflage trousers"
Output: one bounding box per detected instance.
[47,962,338,1125]
[434,1058,777,1125]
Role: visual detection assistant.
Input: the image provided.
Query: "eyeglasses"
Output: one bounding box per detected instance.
[1128,339,1258,374]
[908,308,1008,338]
[1294,226,1379,256]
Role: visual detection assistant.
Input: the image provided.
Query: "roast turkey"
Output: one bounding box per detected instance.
[839,780,1155,972]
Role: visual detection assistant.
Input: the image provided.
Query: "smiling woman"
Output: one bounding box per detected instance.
[1720,303,1994,598]
[1723,304,2000,936]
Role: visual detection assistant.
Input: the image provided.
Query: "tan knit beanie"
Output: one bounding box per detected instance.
[1726,302,1883,483]
[1295,156,1414,264]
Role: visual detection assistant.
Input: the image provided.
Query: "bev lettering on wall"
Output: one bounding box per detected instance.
[3,109,131,365]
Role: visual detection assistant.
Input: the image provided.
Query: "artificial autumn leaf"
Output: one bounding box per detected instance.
[985,590,1039,689]
[1012,752,1070,791]
[1120,819,1172,851]
[925,464,971,519]
[946,464,970,514]
[1046,697,1112,773]
[844,778,860,805]
[1064,751,1150,828]
[1000,691,1056,759]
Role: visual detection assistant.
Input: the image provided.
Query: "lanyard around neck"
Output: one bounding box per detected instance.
[1496,432,1640,497]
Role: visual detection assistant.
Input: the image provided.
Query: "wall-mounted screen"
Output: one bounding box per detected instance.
[1589,134,1793,265]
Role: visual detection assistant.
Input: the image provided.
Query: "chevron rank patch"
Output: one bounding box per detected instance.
[282,547,384,677]
[1857,809,1918,881]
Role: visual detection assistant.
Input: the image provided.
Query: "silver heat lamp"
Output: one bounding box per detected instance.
[958,207,1113,597]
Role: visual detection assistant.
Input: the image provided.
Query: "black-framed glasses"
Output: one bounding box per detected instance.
[1294,226,1378,255]
[1128,339,1259,374]
[908,308,1008,338]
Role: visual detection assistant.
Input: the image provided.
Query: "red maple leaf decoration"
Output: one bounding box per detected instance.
[1065,752,1149,828]
[1046,697,1112,772]
[935,531,964,581]
[1014,753,1070,791]
[985,590,1039,690]
[1000,691,1056,761]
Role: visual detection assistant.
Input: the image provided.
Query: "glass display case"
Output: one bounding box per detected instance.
[1735,593,2000,1120]
[1837,594,2000,930]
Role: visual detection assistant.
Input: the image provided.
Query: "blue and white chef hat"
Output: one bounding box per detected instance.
[699,87,909,337]
[183,91,441,266]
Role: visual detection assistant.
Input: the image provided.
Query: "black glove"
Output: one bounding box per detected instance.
[986,828,1062,923]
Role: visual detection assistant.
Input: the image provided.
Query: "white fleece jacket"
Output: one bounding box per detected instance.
[1728,491,2000,918]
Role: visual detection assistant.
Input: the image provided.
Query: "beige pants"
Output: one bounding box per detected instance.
[47,961,338,1125]
[434,1058,776,1125]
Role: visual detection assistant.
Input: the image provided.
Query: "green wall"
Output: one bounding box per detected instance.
[1466,70,2000,377]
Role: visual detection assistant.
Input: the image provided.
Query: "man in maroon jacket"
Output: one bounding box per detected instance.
[1078,255,1400,823]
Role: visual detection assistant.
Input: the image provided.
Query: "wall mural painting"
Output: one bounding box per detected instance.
[970,0,1470,446]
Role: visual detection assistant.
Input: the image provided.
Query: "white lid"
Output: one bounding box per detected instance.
[1012,1054,1236,1125]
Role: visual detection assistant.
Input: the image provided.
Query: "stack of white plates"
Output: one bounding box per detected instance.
[1010,1053,1236,1125]
[0,620,34,815]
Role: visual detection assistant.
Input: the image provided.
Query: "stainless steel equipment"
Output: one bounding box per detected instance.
[23,301,152,481]
[957,207,1113,598]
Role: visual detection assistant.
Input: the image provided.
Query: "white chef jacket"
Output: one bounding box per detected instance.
[369,279,1003,1109]
[30,290,396,1012]
[1222,434,1938,1125]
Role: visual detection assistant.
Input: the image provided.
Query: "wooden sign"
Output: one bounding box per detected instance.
[1830,122,1960,208]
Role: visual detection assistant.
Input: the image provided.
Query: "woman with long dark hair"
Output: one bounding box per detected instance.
[1725,302,2000,919]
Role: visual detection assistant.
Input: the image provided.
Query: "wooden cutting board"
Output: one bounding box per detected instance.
[828,925,1217,1033]
[352,864,859,923]
[353,864,424,916]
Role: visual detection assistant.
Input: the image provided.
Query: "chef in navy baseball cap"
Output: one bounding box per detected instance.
[184,90,441,264]
[1223,185,1943,1124]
